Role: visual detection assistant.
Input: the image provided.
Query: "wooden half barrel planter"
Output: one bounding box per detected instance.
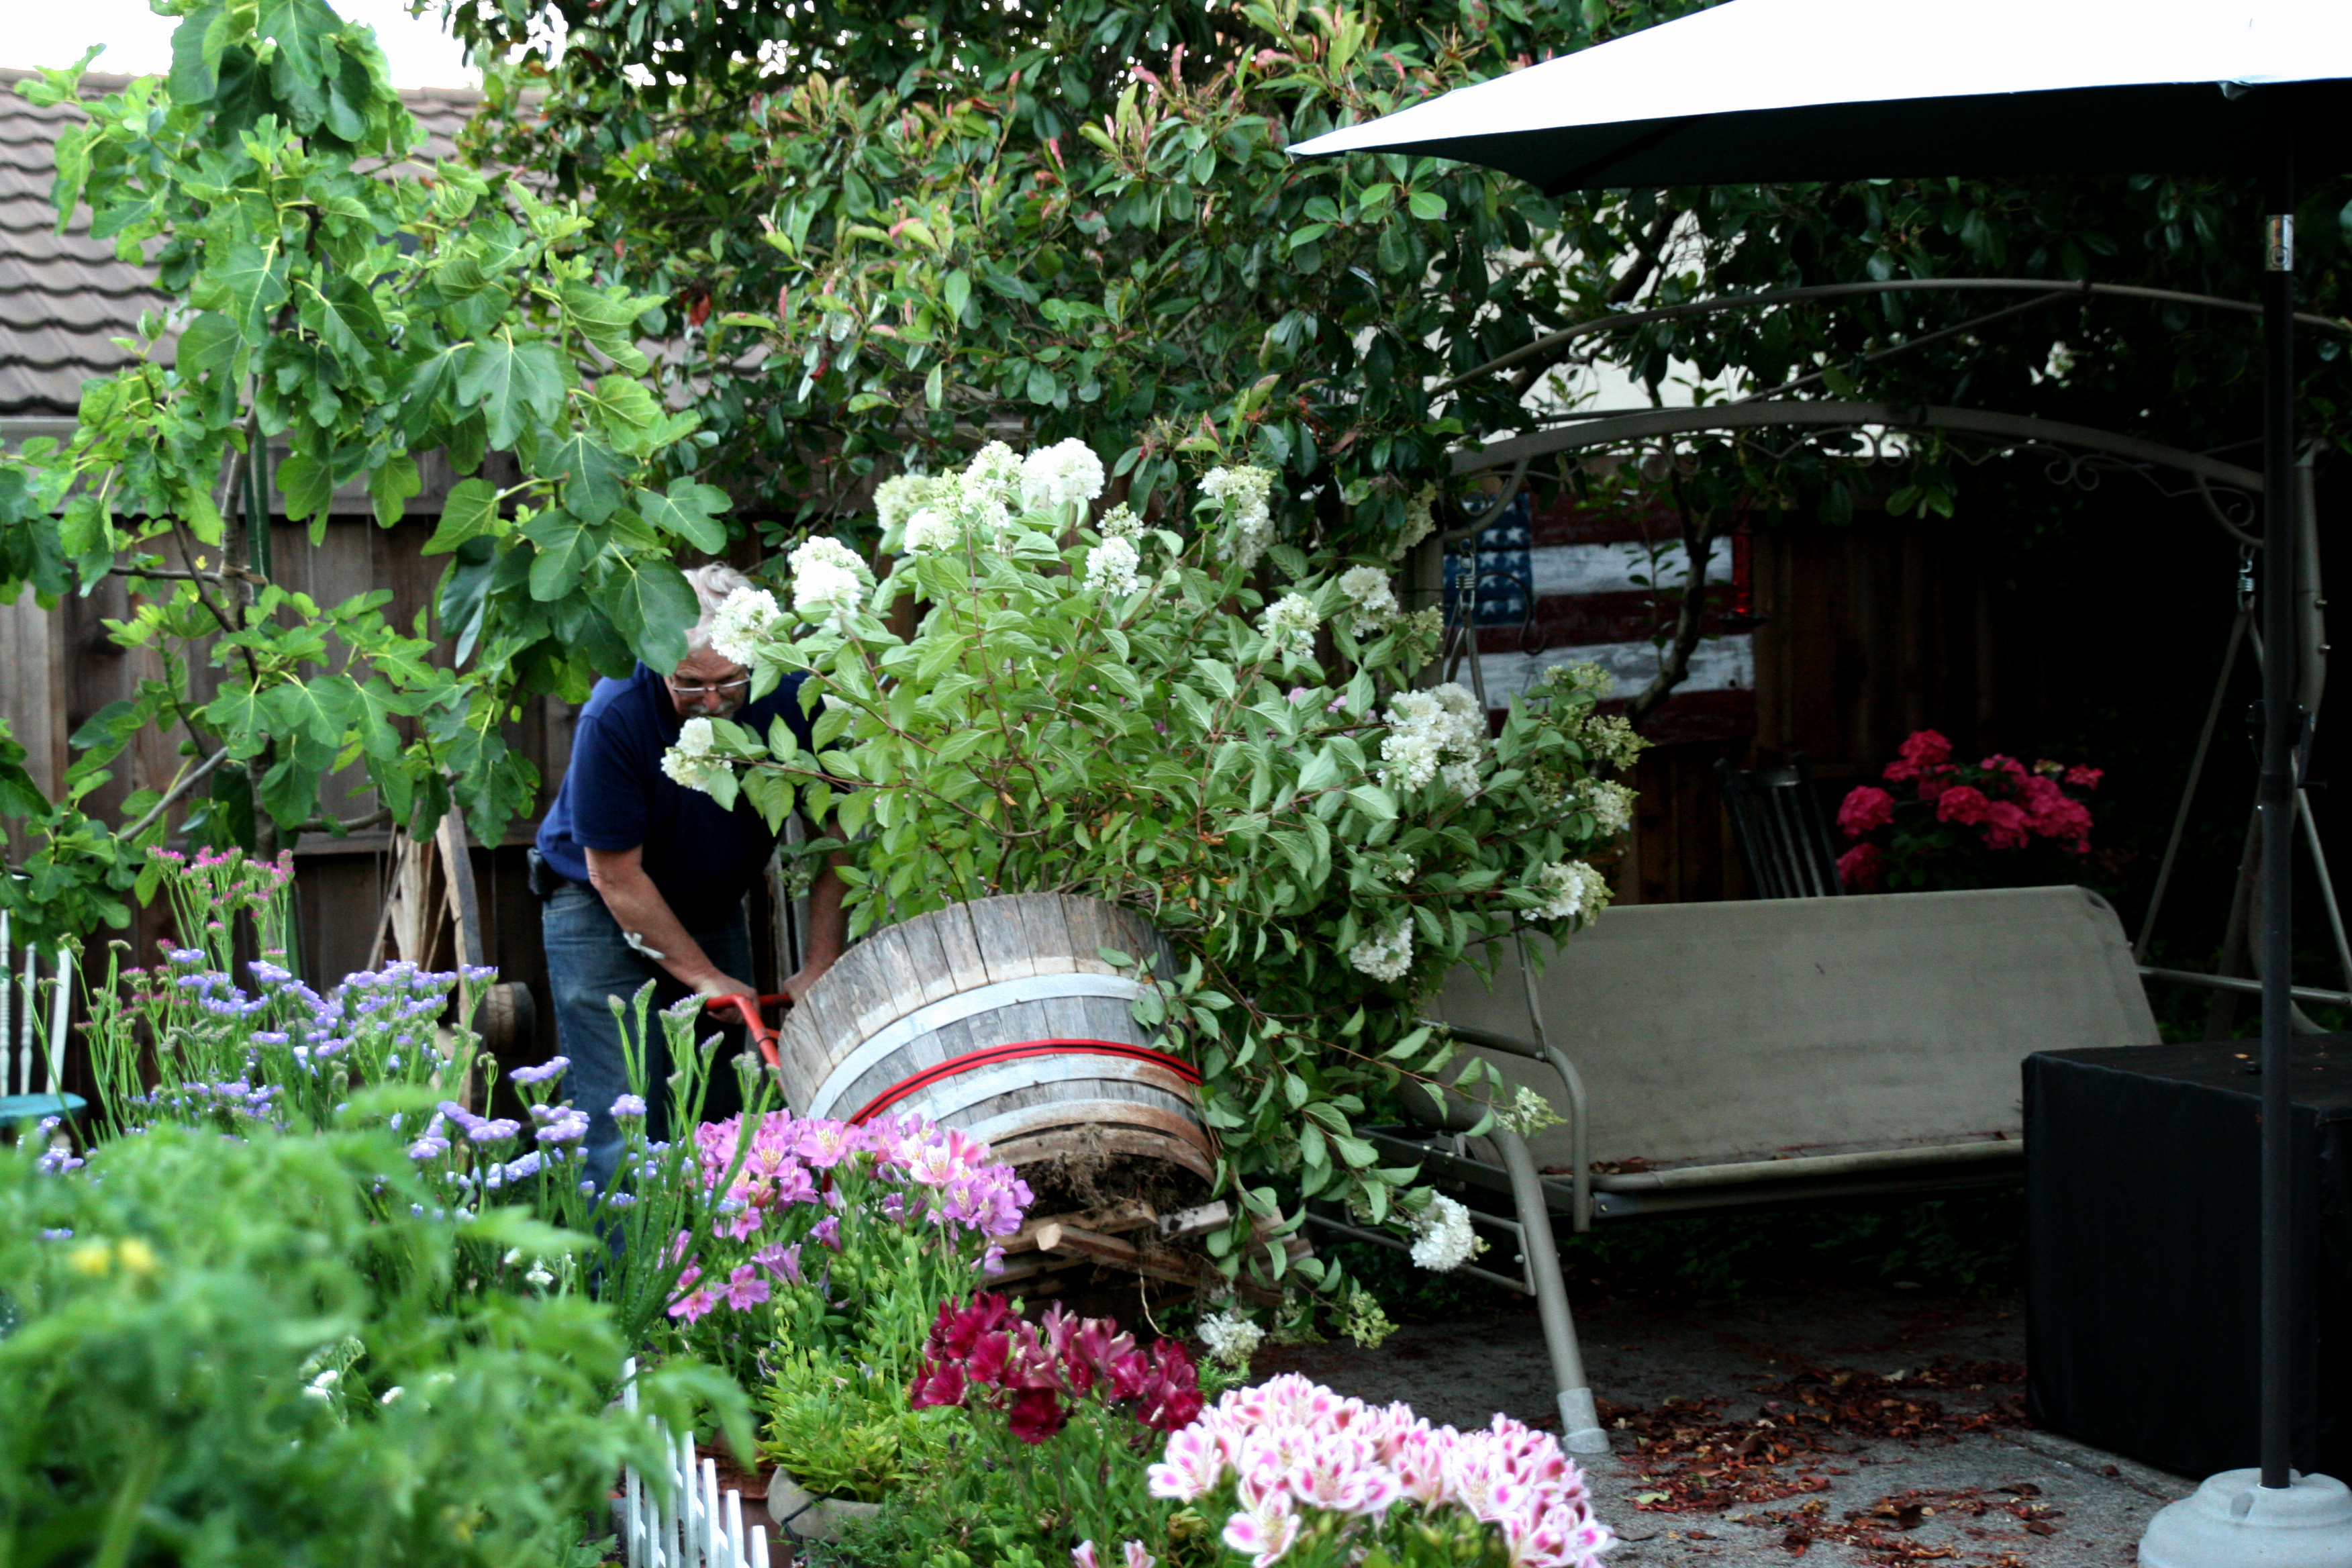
[773,892,1269,1291]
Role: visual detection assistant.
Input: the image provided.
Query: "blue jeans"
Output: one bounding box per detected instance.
[540,882,754,1192]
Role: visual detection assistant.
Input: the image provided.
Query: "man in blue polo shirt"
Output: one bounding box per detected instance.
[534,564,847,1187]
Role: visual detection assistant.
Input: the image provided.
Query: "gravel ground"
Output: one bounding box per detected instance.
[1248,1277,2192,1567]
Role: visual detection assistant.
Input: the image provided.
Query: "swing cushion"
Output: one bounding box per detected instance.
[1431,884,2159,1172]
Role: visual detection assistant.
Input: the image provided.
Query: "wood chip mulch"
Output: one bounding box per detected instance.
[1606,1359,2048,1562]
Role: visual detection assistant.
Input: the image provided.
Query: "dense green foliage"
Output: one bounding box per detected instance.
[449,0,1675,548]
[449,0,2352,550]
[0,0,720,953]
[0,1126,731,1567]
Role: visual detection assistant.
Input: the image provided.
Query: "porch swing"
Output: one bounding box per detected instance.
[1309,289,2352,1455]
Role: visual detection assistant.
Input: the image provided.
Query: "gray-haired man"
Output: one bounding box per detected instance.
[532,564,846,1187]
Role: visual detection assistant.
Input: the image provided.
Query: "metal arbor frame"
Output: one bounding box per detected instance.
[1428,276,2350,1017]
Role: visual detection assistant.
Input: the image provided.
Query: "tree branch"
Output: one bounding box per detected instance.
[1623,472,1722,732]
[118,747,230,842]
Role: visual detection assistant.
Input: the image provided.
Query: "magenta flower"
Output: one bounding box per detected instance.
[1834,784,1894,839]
[724,1263,771,1311]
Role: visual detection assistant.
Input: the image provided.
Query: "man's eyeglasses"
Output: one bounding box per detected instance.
[668,676,752,698]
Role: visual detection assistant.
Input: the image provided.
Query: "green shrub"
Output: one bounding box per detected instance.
[0,1124,741,1567]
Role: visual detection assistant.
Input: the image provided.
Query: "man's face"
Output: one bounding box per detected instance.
[667,648,752,720]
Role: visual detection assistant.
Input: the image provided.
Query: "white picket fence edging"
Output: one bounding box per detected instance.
[1,913,72,1101]
[619,1358,773,1568]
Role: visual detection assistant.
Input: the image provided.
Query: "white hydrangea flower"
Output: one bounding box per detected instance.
[1410,1193,1481,1271]
[788,536,870,627]
[1019,438,1106,513]
[1495,1085,1567,1137]
[902,505,963,554]
[1441,761,1484,799]
[962,441,1024,507]
[707,587,783,666]
[1429,682,1489,760]
[1577,778,1636,836]
[1389,484,1436,561]
[1348,920,1414,983]
[1195,1306,1265,1371]
[1580,712,1647,771]
[1083,535,1144,595]
[1538,660,1617,705]
[1201,465,1276,573]
[1380,729,1442,791]
[1531,859,1612,922]
[873,473,939,547]
[659,749,727,795]
[674,716,716,758]
[1380,683,1487,789]
[1337,565,1400,636]
[1098,503,1142,538]
[1258,592,1320,660]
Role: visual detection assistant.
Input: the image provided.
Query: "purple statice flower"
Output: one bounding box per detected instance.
[465,1118,521,1144]
[501,1152,543,1182]
[252,1031,289,1047]
[609,1094,648,1121]
[166,948,208,967]
[248,959,293,987]
[460,964,497,983]
[723,1263,771,1311]
[603,1192,638,1210]
[510,1057,569,1085]
[407,1133,451,1161]
[38,1228,72,1240]
[37,1148,83,1175]
[535,1112,589,1145]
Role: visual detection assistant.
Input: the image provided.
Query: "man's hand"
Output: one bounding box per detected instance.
[585,844,749,1000]
[697,972,763,1008]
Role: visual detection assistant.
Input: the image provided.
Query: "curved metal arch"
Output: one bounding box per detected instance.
[1447,399,2265,547]
[1435,277,2352,399]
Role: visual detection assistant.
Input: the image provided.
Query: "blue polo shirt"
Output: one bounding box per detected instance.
[536,665,821,924]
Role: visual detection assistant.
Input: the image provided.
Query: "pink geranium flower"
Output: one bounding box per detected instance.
[1881,728,1953,782]
[1835,784,1895,839]
[1836,842,1884,892]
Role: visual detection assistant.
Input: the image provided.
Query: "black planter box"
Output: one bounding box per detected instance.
[2023,1038,2352,1477]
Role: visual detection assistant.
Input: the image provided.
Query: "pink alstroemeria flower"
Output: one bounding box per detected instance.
[1222,1477,1302,1568]
[1146,1423,1224,1501]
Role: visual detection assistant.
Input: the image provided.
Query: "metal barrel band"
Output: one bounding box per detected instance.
[845,1038,1203,1127]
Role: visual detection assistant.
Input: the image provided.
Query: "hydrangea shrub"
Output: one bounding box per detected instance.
[669,440,1642,1281]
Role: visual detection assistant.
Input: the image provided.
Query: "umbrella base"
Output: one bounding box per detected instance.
[2140,1469,2352,1567]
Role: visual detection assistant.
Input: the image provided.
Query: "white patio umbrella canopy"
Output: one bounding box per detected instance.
[1289,0,2352,185]
[1292,3,2352,1565]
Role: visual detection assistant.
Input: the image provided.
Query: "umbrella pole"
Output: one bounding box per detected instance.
[2141,85,2352,1568]
[2255,88,2297,1496]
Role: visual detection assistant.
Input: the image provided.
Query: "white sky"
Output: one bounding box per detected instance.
[8,0,479,89]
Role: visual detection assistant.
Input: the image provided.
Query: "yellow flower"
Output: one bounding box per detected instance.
[67,1241,112,1277]
[115,1238,160,1277]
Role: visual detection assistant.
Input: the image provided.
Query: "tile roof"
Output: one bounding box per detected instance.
[0,68,482,418]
